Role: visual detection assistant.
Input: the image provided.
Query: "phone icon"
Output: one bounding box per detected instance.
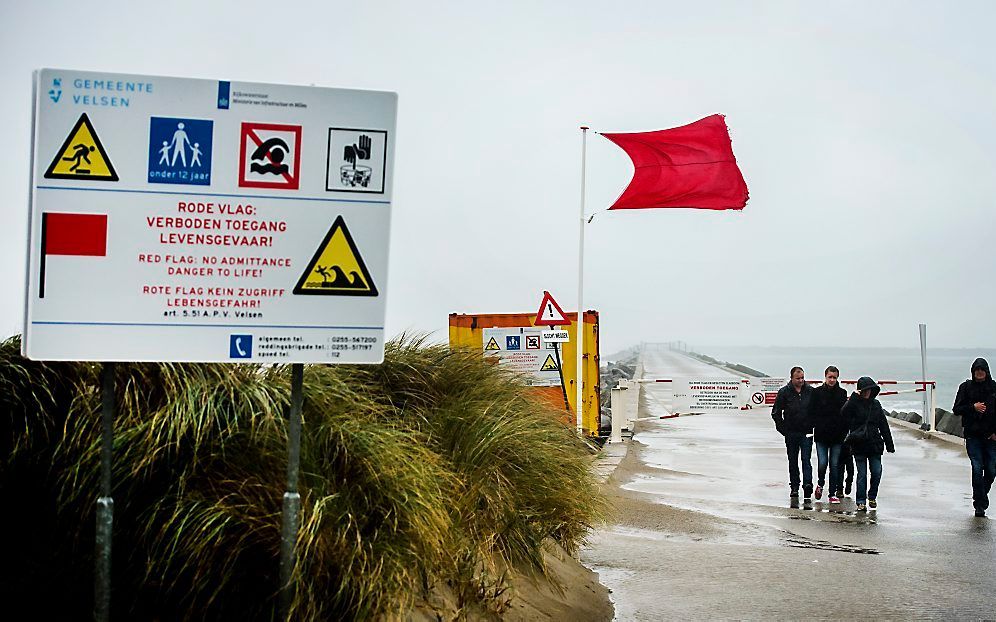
[229,334,253,359]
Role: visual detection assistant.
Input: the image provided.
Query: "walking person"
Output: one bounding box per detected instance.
[771,367,815,499]
[952,358,996,517]
[842,377,895,511]
[811,366,848,504]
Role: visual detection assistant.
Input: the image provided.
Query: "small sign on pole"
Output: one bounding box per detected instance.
[531,290,572,414]
[533,290,570,327]
[541,329,570,343]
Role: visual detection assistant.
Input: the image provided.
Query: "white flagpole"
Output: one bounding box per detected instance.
[576,126,589,435]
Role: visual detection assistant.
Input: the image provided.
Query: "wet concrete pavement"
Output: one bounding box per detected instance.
[583,351,996,620]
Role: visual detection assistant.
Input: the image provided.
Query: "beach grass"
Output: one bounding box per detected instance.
[0,335,605,620]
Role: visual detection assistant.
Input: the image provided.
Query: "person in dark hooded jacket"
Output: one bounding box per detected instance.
[811,366,848,503]
[841,376,895,511]
[952,358,996,517]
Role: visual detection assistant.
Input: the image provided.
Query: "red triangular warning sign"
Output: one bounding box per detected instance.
[533,290,570,326]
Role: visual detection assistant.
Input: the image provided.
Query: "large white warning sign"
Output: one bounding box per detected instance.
[672,378,748,413]
[482,326,562,387]
[24,69,397,363]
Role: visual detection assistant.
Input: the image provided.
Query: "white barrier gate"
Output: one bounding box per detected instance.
[631,376,936,424]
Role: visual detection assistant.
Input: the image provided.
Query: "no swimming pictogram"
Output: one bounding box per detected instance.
[44,113,118,181]
[239,122,302,190]
[294,216,377,296]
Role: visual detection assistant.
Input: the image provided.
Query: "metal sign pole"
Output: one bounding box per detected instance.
[919,324,931,431]
[551,329,571,415]
[280,363,305,617]
[575,127,588,435]
[95,362,116,622]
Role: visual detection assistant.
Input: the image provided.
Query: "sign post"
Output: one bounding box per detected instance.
[534,291,572,417]
[95,362,115,621]
[25,69,397,620]
[919,324,931,431]
[280,363,305,612]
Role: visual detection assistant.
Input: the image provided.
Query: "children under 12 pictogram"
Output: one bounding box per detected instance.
[294,216,378,296]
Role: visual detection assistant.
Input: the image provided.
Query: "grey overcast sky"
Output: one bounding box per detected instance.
[3,1,995,354]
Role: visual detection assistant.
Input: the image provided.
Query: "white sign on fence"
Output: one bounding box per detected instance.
[672,378,748,413]
[482,326,562,387]
[747,377,787,408]
[24,69,396,363]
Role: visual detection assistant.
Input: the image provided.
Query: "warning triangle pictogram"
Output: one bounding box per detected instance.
[540,354,559,371]
[44,113,119,181]
[533,290,570,327]
[294,215,378,296]
[484,337,501,351]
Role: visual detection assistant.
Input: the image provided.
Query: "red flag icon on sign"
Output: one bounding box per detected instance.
[601,114,749,210]
[40,212,107,298]
[534,291,570,327]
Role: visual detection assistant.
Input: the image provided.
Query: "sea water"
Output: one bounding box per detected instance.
[699,346,996,414]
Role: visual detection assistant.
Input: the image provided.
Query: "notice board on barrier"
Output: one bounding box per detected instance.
[672,378,748,413]
[24,69,397,363]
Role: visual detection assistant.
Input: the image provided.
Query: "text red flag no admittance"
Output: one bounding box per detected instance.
[601,114,749,210]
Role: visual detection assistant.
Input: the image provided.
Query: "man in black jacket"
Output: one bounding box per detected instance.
[952,358,996,517]
[771,367,815,499]
[811,366,848,503]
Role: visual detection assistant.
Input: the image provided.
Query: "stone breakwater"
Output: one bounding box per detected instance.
[887,408,964,438]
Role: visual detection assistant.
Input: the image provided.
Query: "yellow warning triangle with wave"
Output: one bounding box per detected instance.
[484,337,500,351]
[294,216,378,296]
[44,113,119,181]
[540,354,559,371]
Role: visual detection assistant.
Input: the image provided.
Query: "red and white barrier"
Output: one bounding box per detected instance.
[636,376,938,422]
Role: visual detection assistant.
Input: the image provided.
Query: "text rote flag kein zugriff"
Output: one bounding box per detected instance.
[601,114,749,210]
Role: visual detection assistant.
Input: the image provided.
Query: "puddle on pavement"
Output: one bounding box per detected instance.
[779,531,881,555]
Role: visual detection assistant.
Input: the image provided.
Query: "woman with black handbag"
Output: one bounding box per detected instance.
[841,377,896,511]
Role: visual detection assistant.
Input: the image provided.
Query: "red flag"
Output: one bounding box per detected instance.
[40,212,107,298]
[44,212,107,256]
[602,114,748,210]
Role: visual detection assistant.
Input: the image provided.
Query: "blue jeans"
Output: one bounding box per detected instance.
[966,438,996,511]
[784,433,814,492]
[816,441,843,495]
[854,454,883,505]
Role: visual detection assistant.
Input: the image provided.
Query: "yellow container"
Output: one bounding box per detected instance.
[448,310,601,436]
